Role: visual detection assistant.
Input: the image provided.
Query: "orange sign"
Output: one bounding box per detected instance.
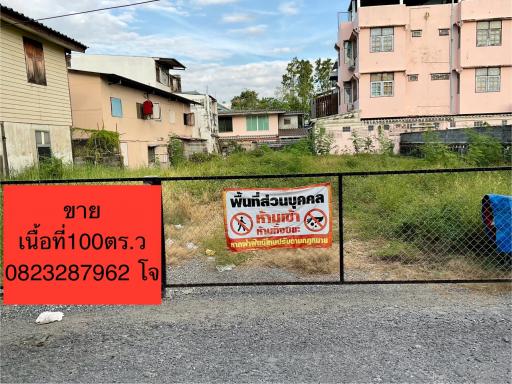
[3,185,162,305]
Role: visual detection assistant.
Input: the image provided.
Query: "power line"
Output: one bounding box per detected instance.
[15,0,160,23]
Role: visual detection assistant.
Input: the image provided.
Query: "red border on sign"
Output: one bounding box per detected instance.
[222,183,333,252]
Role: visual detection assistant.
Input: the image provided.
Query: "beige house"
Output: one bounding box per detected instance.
[218,110,306,151]
[68,69,201,168]
[69,70,205,168]
[0,5,86,175]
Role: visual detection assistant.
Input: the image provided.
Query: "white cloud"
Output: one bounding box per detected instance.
[271,47,293,54]
[229,24,267,36]
[193,0,237,5]
[182,61,288,104]
[222,13,252,23]
[279,1,300,15]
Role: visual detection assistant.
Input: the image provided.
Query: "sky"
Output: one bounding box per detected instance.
[2,0,349,103]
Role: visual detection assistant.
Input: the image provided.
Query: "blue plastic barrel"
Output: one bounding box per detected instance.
[482,194,512,254]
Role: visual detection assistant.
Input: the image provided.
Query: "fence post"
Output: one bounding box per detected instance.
[144,177,167,299]
[338,174,344,284]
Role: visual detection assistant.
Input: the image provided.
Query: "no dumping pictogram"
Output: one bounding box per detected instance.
[230,212,254,236]
[304,208,328,232]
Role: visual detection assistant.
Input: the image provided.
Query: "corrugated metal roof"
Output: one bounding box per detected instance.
[0,4,87,52]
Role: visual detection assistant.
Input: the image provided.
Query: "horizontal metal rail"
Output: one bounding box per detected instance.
[167,278,512,288]
[0,166,510,185]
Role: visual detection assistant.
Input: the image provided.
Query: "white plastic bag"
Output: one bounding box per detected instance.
[35,311,64,325]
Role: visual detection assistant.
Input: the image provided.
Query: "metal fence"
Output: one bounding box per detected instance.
[1,166,511,295]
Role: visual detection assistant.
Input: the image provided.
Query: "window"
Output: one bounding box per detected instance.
[284,118,291,125]
[152,103,161,120]
[456,72,460,94]
[344,41,353,64]
[408,74,418,82]
[148,146,156,165]
[35,131,51,162]
[450,121,456,128]
[474,121,485,127]
[110,97,123,117]
[477,20,502,47]
[439,28,450,36]
[342,126,351,133]
[368,125,374,132]
[136,103,146,119]
[411,30,422,37]
[219,116,233,133]
[370,27,393,52]
[370,73,394,97]
[476,67,500,93]
[184,113,195,126]
[383,124,390,131]
[23,37,46,85]
[431,73,450,81]
[246,115,269,131]
[344,83,353,104]
[156,64,170,86]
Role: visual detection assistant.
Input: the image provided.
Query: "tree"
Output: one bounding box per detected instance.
[230,90,288,111]
[281,57,314,116]
[230,89,260,110]
[314,58,334,94]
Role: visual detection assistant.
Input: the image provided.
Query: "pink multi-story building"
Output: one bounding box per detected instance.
[325,0,511,153]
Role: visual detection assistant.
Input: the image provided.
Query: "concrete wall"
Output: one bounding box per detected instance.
[69,71,193,168]
[278,114,302,130]
[0,122,72,172]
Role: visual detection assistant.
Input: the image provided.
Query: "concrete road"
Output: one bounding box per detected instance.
[1,284,511,383]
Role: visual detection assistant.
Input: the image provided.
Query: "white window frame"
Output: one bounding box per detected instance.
[370,73,394,97]
[370,27,394,53]
[152,102,161,120]
[475,67,501,93]
[477,20,502,47]
[411,30,422,38]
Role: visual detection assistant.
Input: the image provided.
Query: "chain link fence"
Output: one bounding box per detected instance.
[342,170,512,281]
[162,176,341,286]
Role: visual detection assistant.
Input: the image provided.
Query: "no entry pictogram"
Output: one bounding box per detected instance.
[230,212,253,236]
[304,208,328,232]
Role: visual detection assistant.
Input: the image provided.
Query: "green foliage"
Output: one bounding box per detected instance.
[189,152,218,163]
[283,137,314,155]
[281,57,314,117]
[314,58,334,94]
[167,136,185,166]
[38,156,64,179]
[311,123,335,155]
[420,130,458,165]
[230,89,261,110]
[86,129,120,156]
[351,133,365,154]
[230,90,289,112]
[376,126,394,155]
[465,130,504,166]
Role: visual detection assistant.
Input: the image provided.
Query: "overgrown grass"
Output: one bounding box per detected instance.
[2,150,511,278]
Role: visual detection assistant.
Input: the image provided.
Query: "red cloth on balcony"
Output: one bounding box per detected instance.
[142,100,153,116]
